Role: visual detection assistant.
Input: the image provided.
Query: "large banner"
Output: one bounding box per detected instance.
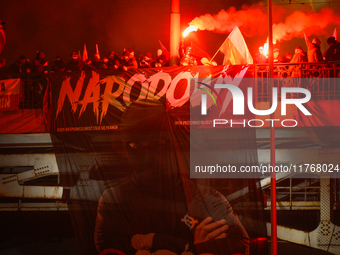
[50,65,253,131]
[51,67,340,132]
[50,67,268,255]
[0,78,19,111]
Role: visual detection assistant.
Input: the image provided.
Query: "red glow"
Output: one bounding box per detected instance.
[183,25,198,37]
[255,237,268,241]
[260,39,276,57]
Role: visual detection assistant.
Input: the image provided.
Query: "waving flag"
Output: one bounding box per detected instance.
[304,32,312,48]
[0,21,5,54]
[158,39,170,60]
[218,26,253,65]
[191,41,211,64]
[82,44,88,61]
[333,28,338,41]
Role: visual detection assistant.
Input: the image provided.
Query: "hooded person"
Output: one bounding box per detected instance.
[94,100,249,255]
[0,58,8,75]
[121,49,138,71]
[107,51,121,71]
[66,52,83,71]
[306,38,323,63]
[281,52,292,63]
[9,55,32,74]
[324,36,340,61]
[152,49,169,68]
[273,48,282,63]
[33,51,48,73]
[66,52,95,71]
[289,46,307,78]
[50,54,66,72]
[92,53,107,70]
[139,52,153,68]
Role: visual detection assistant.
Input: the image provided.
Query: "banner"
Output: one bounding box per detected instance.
[51,67,340,132]
[50,66,268,255]
[0,78,20,111]
[50,65,253,132]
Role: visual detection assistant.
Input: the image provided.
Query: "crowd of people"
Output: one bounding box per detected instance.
[256,36,340,64]
[254,36,340,77]
[0,47,172,76]
[1,35,340,77]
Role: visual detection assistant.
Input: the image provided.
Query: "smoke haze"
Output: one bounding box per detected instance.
[1,0,340,65]
[189,3,340,42]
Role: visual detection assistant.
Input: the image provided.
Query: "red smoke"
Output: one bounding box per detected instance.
[273,8,340,41]
[188,3,340,42]
[189,3,267,38]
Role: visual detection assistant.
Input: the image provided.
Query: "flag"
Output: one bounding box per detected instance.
[82,44,88,61]
[0,20,5,54]
[333,28,338,41]
[158,40,169,60]
[219,26,253,65]
[304,32,312,49]
[0,79,20,111]
[96,44,99,54]
[191,41,211,64]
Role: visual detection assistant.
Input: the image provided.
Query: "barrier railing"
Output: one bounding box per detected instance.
[254,62,340,102]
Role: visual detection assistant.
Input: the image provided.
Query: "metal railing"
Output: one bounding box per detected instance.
[254,61,340,102]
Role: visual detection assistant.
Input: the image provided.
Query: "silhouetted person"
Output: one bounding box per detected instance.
[50,55,66,72]
[324,36,340,62]
[94,100,249,255]
[306,38,323,62]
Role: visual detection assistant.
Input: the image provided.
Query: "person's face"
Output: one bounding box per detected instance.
[126,137,170,170]
[274,52,279,58]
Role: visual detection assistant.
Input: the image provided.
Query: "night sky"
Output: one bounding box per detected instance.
[1,0,339,65]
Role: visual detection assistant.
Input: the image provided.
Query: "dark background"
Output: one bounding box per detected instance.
[1,0,340,65]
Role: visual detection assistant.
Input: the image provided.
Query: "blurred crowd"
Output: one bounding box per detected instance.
[255,36,340,77]
[0,35,340,77]
[0,36,339,109]
[256,36,340,64]
[0,47,173,76]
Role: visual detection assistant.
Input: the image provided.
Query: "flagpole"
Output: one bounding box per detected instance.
[268,0,277,255]
[210,36,229,62]
[170,0,180,66]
